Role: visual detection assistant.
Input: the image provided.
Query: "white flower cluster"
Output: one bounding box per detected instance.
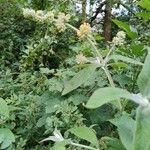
[22,8,54,23]
[22,8,36,18]
[75,53,88,64]
[55,13,70,32]
[22,8,70,32]
[34,10,54,22]
[77,23,91,39]
[112,31,126,46]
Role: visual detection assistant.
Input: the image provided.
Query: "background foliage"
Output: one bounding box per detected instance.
[0,0,150,149]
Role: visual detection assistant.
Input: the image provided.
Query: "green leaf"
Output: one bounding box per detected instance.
[110,114,135,150]
[40,68,54,74]
[137,47,150,98]
[0,134,4,144]
[113,74,132,87]
[0,98,9,118]
[0,128,15,149]
[86,87,133,109]
[130,43,144,56]
[109,55,143,66]
[108,62,128,68]
[137,0,150,10]
[68,127,98,147]
[133,106,150,150]
[112,19,138,39]
[36,116,47,127]
[43,93,62,113]
[53,141,66,150]
[88,104,115,124]
[136,12,150,20]
[62,64,99,95]
[102,137,125,150]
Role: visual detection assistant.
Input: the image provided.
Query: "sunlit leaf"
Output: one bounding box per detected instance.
[136,12,150,20]
[137,0,150,10]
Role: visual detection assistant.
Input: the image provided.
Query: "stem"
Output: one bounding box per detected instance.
[104,45,115,64]
[66,23,78,32]
[103,67,115,87]
[87,35,122,110]
[70,141,99,150]
[87,37,103,62]
[87,38,115,87]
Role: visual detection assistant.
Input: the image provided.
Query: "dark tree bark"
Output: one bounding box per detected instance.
[103,0,113,42]
[82,0,87,22]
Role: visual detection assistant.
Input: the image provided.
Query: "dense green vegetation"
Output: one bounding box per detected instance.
[0,0,150,149]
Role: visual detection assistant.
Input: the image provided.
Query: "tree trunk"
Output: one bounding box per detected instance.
[103,0,112,42]
[82,0,87,22]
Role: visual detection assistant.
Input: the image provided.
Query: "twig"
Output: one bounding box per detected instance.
[70,141,99,150]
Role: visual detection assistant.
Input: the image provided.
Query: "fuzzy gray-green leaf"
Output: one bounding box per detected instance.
[137,47,150,98]
[133,106,150,150]
[62,64,99,95]
[86,87,133,109]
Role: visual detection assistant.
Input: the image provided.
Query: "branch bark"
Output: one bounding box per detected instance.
[82,0,87,22]
[103,0,113,42]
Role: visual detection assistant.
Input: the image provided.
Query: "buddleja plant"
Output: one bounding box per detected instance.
[41,40,150,149]
[40,43,150,150]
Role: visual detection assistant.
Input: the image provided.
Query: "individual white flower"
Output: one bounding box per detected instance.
[55,19,66,32]
[117,31,126,39]
[45,11,54,21]
[75,53,88,64]
[34,10,46,22]
[112,37,124,46]
[36,10,44,16]
[55,13,71,32]
[22,8,36,18]
[112,31,126,46]
[57,13,70,22]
